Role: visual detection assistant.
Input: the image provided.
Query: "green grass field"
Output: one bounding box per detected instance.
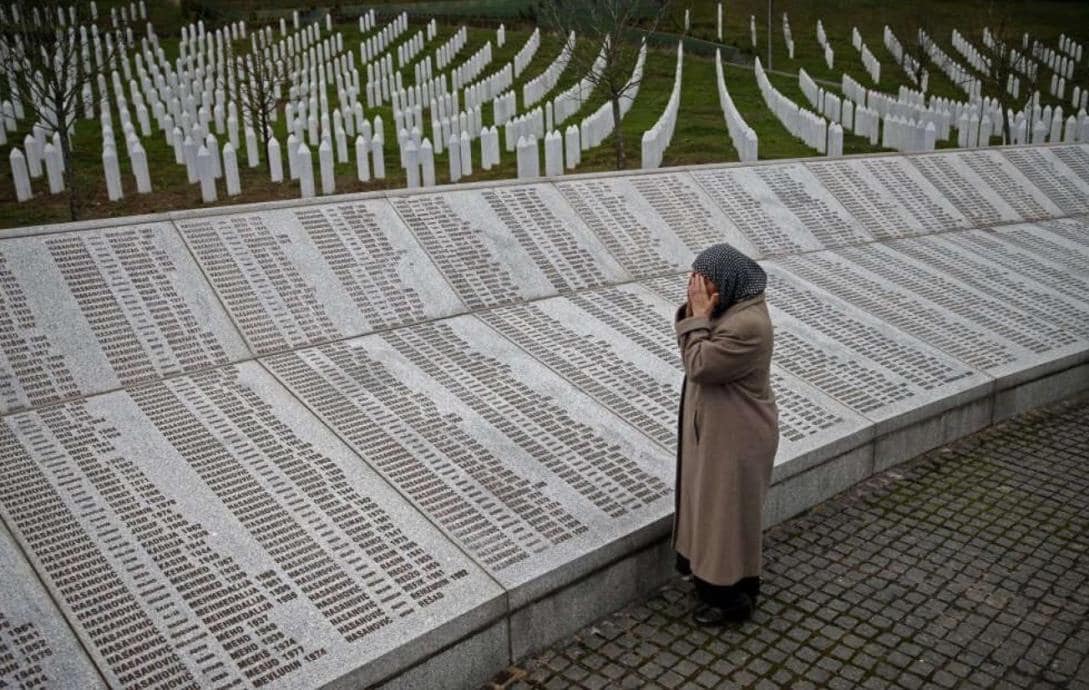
[1,0,1086,229]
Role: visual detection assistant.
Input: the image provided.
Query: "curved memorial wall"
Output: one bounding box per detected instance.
[1,143,1087,689]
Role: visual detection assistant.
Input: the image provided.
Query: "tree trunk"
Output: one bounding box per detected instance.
[260,99,271,175]
[56,103,79,221]
[1001,99,1012,145]
[610,94,624,169]
[59,128,79,221]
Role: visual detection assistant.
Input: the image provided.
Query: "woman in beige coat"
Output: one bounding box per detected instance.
[673,243,779,626]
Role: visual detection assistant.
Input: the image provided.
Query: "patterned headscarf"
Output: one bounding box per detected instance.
[691,243,766,318]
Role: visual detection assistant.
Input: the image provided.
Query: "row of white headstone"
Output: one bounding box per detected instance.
[840,75,948,140]
[386,18,530,140]
[816,19,833,69]
[523,33,574,108]
[8,6,458,204]
[578,42,646,153]
[396,30,427,70]
[839,74,1004,150]
[159,16,391,201]
[434,26,468,71]
[858,40,881,84]
[392,26,635,187]
[641,43,684,169]
[755,58,829,154]
[1,0,146,28]
[401,31,650,186]
[884,26,927,89]
[513,27,540,77]
[1047,73,1087,109]
[359,12,408,70]
[552,38,609,127]
[1055,33,1084,62]
[950,29,990,76]
[450,41,494,91]
[1009,102,1089,145]
[919,29,982,99]
[989,32,1039,84]
[4,5,163,202]
[714,50,758,162]
[782,13,795,59]
[1031,37,1078,80]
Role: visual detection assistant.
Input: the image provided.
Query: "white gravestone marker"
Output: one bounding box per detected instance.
[103,146,123,200]
[131,141,152,193]
[10,148,32,201]
[297,142,315,198]
[420,138,435,186]
[319,138,336,195]
[223,142,241,196]
[197,145,217,202]
[268,136,284,182]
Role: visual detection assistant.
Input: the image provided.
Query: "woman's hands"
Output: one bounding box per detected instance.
[686,272,719,319]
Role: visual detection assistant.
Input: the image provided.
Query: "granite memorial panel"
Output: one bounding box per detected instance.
[953,149,1061,220]
[555,172,758,276]
[0,362,500,689]
[829,240,1087,385]
[1046,144,1089,187]
[853,156,970,234]
[389,184,629,310]
[804,157,969,239]
[772,248,1041,379]
[477,284,684,449]
[998,219,1089,268]
[0,223,249,415]
[0,523,106,689]
[262,314,672,608]
[1028,216,1089,252]
[908,151,1023,225]
[803,158,924,240]
[760,265,990,432]
[175,202,464,355]
[689,167,825,256]
[998,146,1089,215]
[884,234,1089,341]
[748,163,873,248]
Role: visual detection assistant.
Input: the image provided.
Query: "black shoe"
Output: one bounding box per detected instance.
[738,576,761,607]
[692,595,753,626]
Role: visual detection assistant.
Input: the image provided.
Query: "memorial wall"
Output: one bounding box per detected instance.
[1,144,1088,689]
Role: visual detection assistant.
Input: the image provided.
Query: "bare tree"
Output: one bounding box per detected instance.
[943,4,1039,144]
[914,1,1041,142]
[0,0,119,220]
[234,32,289,173]
[539,0,671,169]
[894,19,932,91]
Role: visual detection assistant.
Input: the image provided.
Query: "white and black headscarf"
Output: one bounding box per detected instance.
[691,243,766,318]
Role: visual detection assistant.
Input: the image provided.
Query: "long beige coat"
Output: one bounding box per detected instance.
[672,293,779,586]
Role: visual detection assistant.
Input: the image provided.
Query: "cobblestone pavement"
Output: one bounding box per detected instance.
[484,396,1089,689]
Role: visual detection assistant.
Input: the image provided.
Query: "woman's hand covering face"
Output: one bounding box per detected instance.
[687,272,719,319]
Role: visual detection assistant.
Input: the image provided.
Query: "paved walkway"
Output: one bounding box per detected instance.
[485,395,1089,689]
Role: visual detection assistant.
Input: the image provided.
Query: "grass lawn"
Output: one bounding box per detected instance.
[0,0,1085,229]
